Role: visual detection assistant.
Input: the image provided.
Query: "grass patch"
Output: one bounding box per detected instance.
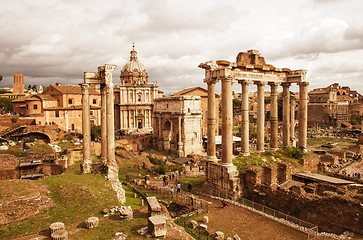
[123,184,143,210]
[0,163,120,239]
[28,140,53,154]
[0,142,24,156]
[69,215,148,240]
[307,137,354,146]
[179,176,206,192]
[233,155,271,173]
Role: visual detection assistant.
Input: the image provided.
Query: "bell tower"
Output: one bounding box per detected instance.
[13,72,24,94]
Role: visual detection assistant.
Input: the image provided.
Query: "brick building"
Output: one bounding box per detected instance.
[308,83,361,127]
[12,83,101,133]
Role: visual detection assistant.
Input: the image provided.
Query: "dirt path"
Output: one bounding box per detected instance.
[199,195,307,240]
[150,178,308,240]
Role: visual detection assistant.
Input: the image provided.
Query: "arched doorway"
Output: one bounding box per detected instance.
[163,120,172,150]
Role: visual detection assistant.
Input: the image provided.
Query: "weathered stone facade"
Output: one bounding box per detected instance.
[172,87,220,137]
[200,50,308,199]
[308,83,362,127]
[153,95,203,157]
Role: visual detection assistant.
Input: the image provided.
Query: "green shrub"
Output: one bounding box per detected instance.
[147,155,164,165]
[154,164,168,174]
[283,147,304,159]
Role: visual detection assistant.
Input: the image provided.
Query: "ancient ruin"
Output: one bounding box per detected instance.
[81,64,125,203]
[153,95,203,157]
[199,50,309,198]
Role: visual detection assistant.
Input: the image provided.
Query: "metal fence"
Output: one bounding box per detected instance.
[174,215,213,240]
[308,226,319,240]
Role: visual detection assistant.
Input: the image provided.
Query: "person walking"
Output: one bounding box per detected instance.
[177,182,181,193]
[190,194,195,207]
[170,187,174,199]
[163,175,166,186]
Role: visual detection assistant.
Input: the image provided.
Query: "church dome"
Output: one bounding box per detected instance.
[120,44,148,85]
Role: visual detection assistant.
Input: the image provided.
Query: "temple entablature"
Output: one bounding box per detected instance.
[199,50,308,85]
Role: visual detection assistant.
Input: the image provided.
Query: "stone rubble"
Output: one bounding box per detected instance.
[111,232,127,240]
[85,216,99,229]
[214,231,224,240]
[109,179,126,204]
[119,206,133,220]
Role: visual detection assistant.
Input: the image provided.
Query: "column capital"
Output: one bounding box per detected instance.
[254,81,267,86]
[80,83,90,93]
[297,81,309,87]
[204,78,219,85]
[281,82,291,87]
[238,79,252,85]
[221,76,235,83]
[268,82,279,87]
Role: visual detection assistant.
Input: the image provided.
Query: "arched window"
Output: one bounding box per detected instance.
[164,120,171,130]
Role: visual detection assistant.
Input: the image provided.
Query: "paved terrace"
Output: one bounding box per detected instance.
[293,172,355,185]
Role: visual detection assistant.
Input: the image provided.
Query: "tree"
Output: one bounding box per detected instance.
[0,98,13,112]
[0,74,2,82]
[91,125,101,141]
[0,89,10,94]
[233,99,241,107]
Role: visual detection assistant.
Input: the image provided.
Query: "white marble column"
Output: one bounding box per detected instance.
[282,83,291,147]
[221,77,233,166]
[269,83,278,149]
[291,98,296,146]
[239,80,250,156]
[106,82,118,179]
[298,82,309,149]
[256,81,265,152]
[100,84,107,164]
[206,80,218,162]
[178,116,184,157]
[81,83,91,173]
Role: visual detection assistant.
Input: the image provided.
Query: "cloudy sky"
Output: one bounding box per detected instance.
[1,0,362,95]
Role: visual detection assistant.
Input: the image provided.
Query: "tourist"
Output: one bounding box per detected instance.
[221,200,228,208]
[190,194,195,207]
[170,187,174,199]
[177,182,181,193]
[188,183,192,192]
[163,175,166,186]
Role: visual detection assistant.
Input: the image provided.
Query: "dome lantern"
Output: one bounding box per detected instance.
[120,43,148,86]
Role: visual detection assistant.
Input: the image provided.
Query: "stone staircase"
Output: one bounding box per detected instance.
[0,123,25,139]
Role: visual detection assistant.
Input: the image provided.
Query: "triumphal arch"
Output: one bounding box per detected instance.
[199,50,309,198]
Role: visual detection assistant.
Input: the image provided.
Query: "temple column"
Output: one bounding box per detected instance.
[269,83,278,149]
[282,83,291,147]
[298,82,309,149]
[291,98,296,146]
[100,84,107,164]
[177,116,184,157]
[239,80,250,156]
[158,115,162,146]
[256,81,265,152]
[81,83,91,173]
[221,77,233,166]
[106,81,118,180]
[206,80,218,162]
